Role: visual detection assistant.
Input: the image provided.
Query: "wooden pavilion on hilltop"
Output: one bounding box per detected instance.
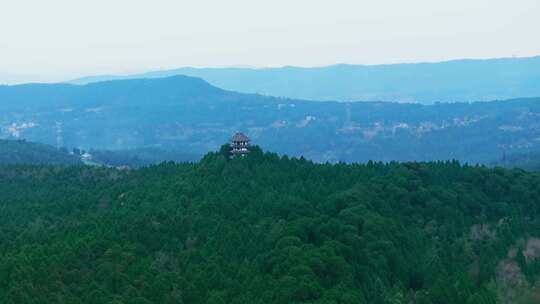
[230,132,250,157]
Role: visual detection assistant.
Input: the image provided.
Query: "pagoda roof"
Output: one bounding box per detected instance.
[231,132,250,142]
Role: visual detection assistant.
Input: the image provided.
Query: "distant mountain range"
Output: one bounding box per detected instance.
[70,56,540,104]
[2,75,540,164]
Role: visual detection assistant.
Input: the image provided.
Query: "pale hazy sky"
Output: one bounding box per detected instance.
[0,0,539,82]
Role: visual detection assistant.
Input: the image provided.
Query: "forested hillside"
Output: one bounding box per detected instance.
[89,147,201,168]
[0,139,81,165]
[2,147,540,303]
[0,138,198,168]
[70,56,540,104]
[2,76,540,164]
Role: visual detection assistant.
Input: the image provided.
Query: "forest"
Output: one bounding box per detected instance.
[1,146,540,303]
[88,148,201,168]
[0,139,81,165]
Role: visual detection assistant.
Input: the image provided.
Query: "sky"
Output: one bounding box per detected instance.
[0,0,539,83]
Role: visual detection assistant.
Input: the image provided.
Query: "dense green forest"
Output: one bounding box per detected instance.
[0,139,81,165]
[88,148,201,168]
[2,147,540,303]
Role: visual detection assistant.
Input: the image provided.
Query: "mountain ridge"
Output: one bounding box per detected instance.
[2,76,540,164]
[68,56,540,104]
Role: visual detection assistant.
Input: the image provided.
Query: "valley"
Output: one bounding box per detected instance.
[2,76,540,165]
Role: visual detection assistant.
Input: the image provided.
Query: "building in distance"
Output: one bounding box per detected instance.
[230,132,250,158]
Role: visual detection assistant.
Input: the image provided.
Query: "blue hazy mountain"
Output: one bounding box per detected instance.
[70,56,540,104]
[2,75,540,163]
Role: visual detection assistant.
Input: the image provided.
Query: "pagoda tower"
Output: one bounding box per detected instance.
[230,132,250,157]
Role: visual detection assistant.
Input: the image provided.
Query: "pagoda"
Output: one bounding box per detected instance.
[230,132,250,157]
